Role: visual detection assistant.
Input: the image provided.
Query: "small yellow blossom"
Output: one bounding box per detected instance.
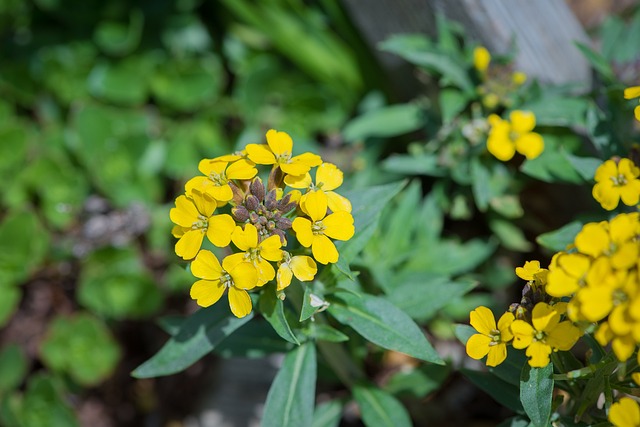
[466,306,514,367]
[246,129,322,176]
[186,158,257,204]
[292,191,354,264]
[510,302,581,368]
[276,251,317,291]
[170,189,235,260]
[592,158,640,211]
[512,71,527,86]
[231,223,283,286]
[546,253,591,297]
[624,85,640,122]
[284,162,352,213]
[487,111,544,161]
[473,46,491,74]
[609,397,640,427]
[515,260,546,281]
[189,250,259,318]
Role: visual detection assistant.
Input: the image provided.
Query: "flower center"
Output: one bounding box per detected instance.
[610,173,627,186]
[311,221,326,235]
[208,171,227,186]
[612,288,628,306]
[247,247,262,262]
[192,214,208,232]
[489,329,501,346]
[534,330,546,342]
[221,272,233,288]
[275,151,292,164]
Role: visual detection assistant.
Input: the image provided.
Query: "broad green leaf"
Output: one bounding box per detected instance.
[300,282,329,322]
[262,343,316,427]
[385,274,476,322]
[353,384,412,427]
[536,221,582,252]
[520,364,554,427]
[0,345,27,393]
[328,291,443,364]
[0,285,20,328]
[440,87,469,123]
[381,154,446,176]
[215,319,294,358]
[521,136,583,184]
[564,154,601,181]
[14,374,79,427]
[310,323,349,343]
[520,96,589,128]
[132,305,253,378]
[489,219,533,252]
[39,313,121,387]
[311,399,343,427]
[454,324,476,345]
[575,43,613,81]
[87,55,157,105]
[342,104,424,142]
[94,9,144,56]
[259,283,300,345]
[384,364,449,398]
[461,368,523,413]
[471,158,492,211]
[405,238,497,276]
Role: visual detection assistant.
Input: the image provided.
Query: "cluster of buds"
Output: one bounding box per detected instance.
[170,129,355,318]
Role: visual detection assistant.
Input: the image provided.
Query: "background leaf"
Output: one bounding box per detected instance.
[520,364,554,427]
[353,384,412,427]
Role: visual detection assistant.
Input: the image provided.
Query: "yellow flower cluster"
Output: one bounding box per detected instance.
[593,158,640,211]
[472,46,527,110]
[486,111,544,162]
[170,129,355,318]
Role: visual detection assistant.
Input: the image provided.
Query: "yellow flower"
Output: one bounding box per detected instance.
[170,189,235,260]
[466,306,514,367]
[510,302,581,368]
[609,397,640,427]
[546,253,591,297]
[473,46,491,74]
[624,85,640,122]
[231,223,283,286]
[292,191,355,264]
[189,250,259,318]
[246,129,322,176]
[486,111,544,161]
[186,158,257,204]
[592,158,640,211]
[515,260,546,281]
[512,71,527,86]
[284,162,352,213]
[276,251,317,291]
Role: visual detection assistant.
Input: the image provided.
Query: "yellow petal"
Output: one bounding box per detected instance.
[575,222,610,257]
[316,163,343,191]
[620,180,640,207]
[284,172,312,189]
[612,334,636,361]
[486,343,507,367]
[609,397,640,427]
[312,234,339,264]
[207,183,233,202]
[525,341,552,368]
[473,46,491,73]
[623,85,640,99]
[290,256,317,282]
[546,268,579,297]
[487,133,515,161]
[577,286,613,322]
[619,158,640,178]
[222,252,247,272]
[635,105,640,121]
[292,217,314,247]
[191,250,223,280]
[226,159,257,180]
[546,321,580,351]
[497,312,515,341]
[259,235,284,261]
[229,260,259,290]
[594,160,618,182]
[228,287,252,318]
[255,258,276,285]
[469,306,497,335]
[326,191,352,213]
[170,195,199,227]
[323,211,355,241]
[190,279,225,307]
[531,303,560,332]
[593,181,620,210]
[302,190,328,222]
[266,129,293,156]
[172,225,186,238]
[465,334,491,360]
[514,132,544,159]
[515,260,541,281]
[175,230,204,260]
[510,320,534,349]
[190,188,216,217]
[276,264,293,291]
[611,241,639,270]
[231,223,258,252]
[509,110,536,133]
[558,253,591,278]
[206,214,235,247]
[609,213,637,244]
[198,159,227,176]
[246,143,276,165]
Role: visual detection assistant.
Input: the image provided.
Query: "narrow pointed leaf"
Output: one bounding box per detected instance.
[353,385,412,427]
[520,364,554,427]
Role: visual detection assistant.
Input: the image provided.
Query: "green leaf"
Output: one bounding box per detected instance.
[520,364,554,427]
[14,374,79,427]
[353,384,412,427]
[489,219,533,252]
[520,95,589,128]
[262,343,316,427]
[386,274,476,322]
[520,136,583,184]
[405,238,497,276]
[461,368,523,413]
[564,154,600,181]
[88,55,157,105]
[454,324,476,345]
[342,104,424,142]
[0,344,27,393]
[259,283,300,345]
[328,291,443,364]
[310,323,349,343]
[215,319,294,358]
[536,221,582,252]
[300,282,328,322]
[384,364,450,398]
[40,313,121,387]
[311,399,343,427]
[0,284,20,328]
[575,43,614,81]
[381,154,446,176]
[132,305,253,378]
[94,9,144,56]
[440,88,469,123]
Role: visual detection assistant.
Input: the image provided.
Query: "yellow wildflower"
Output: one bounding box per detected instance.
[512,71,527,86]
[510,302,581,368]
[486,111,544,161]
[624,85,640,122]
[276,251,317,291]
[609,397,640,427]
[246,129,322,176]
[189,250,259,318]
[186,158,257,204]
[284,162,352,213]
[473,46,491,74]
[546,253,591,297]
[515,260,546,281]
[231,223,283,286]
[292,191,355,264]
[466,306,514,367]
[170,189,235,260]
[592,158,640,211]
